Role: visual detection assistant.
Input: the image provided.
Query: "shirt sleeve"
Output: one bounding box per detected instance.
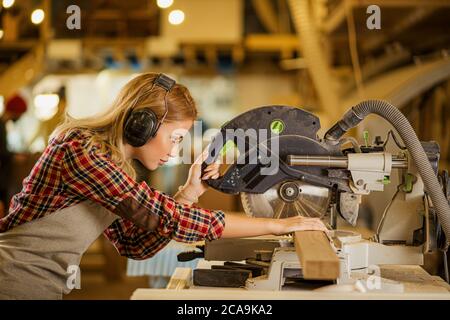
[103,218,171,260]
[61,139,226,247]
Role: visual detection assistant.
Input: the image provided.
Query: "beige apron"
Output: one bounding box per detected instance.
[0,201,118,300]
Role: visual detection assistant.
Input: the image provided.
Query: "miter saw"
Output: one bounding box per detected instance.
[192,100,450,292]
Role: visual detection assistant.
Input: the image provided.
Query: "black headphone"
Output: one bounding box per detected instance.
[123,73,176,147]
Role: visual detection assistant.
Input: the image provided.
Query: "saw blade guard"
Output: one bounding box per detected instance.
[200,105,345,194]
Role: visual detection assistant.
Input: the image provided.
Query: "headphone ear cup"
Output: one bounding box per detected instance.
[124,109,158,147]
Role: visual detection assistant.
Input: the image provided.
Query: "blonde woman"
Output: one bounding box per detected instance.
[0,73,327,299]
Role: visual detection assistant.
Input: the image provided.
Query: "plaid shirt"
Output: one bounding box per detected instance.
[0,129,225,260]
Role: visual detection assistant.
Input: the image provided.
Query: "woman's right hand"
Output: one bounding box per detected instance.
[270,216,329,235]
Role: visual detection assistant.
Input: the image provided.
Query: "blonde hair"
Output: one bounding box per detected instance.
[51,72,198,179]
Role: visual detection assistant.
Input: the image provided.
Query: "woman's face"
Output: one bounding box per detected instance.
[131,119,193,170]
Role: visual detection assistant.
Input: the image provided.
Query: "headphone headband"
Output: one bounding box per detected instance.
[153,73,175,124]
[154,73,176,92]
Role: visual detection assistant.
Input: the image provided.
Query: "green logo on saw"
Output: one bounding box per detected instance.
[270,120,285,134]
[219,140,236,156]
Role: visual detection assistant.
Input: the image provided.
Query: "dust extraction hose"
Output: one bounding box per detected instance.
[325,99,450,250]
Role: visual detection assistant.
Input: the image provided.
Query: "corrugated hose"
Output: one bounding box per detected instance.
[325,99,450,251]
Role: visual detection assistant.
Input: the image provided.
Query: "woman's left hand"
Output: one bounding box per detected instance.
[271,216,329,235]
[182,148,221,199]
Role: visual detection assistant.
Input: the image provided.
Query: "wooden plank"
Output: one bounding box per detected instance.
[166,268,192,290]
[294,231,340,280]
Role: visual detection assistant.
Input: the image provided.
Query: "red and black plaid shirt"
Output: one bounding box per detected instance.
[0,129,225,260]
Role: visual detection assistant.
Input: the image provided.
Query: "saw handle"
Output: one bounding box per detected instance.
[177,245,205,262]
[200,130,228,190]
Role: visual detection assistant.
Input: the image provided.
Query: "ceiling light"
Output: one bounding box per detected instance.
[168,9,184,25]
[31,9,45,25]
[2,0,15,9]
[156,0,173,9]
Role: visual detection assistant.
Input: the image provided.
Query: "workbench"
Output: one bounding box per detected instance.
[130,225,450,300]
[130,263,450,300]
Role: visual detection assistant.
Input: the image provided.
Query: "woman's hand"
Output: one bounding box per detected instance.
[269,216,329,236]
[181,148,221,199]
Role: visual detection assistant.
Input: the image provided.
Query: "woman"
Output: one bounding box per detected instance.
[0,73,327,299]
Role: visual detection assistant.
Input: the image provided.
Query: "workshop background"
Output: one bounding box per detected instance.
[0,0,449,299]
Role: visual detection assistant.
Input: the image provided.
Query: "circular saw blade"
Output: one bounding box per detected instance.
[241,181,331,219]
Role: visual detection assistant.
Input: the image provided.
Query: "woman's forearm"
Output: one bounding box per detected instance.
[220,212,329,238]
[220,212,277,238]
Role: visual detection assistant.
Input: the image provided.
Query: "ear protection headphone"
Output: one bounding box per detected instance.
[123,73,176,147]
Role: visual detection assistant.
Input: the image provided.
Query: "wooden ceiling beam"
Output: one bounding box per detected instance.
[320,0,450,35]
[362,7,436,52]
[89,9,157,20]
[245,34,301,52]
[320,1,346,35]
[347,0,450,7]
[251,0,280,34]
